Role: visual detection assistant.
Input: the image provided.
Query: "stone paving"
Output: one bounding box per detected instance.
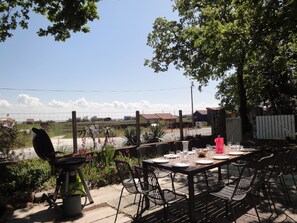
[6,165,297,223]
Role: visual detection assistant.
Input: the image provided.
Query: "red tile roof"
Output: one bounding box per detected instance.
[155,113,177,120]
[140,114,160,119]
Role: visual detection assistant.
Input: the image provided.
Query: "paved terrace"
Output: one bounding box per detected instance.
[5,162,297,223]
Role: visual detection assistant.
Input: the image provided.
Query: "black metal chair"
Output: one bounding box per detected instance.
[134,166,187,220]
[114,159,144,223]
[32,128,93,208]
[283,149,297,194]
[250,153,275,216]
[265,149,294,212]
[156,142,171,156]
[137,144,175,192]
[205,154,274,223]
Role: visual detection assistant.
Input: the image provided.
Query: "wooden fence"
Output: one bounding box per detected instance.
[256,115,296,140]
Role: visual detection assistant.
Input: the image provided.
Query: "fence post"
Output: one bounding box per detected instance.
[179,110,184,140]
[72,111,78,153]
[136,111,141,146]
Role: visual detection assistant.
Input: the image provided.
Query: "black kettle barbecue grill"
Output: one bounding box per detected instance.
[32,128,94,209]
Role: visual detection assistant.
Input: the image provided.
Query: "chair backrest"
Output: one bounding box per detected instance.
[134,166,165,205]
[137,145,156,166]
[283,149,297,174]
[269,150,290,175]
[32,127,56,162]
[253,153,274,188]
[173,141,183,153]
[233,153,274,200]
[114,159,140,194]
[188,139,195,151]
[156,142,170,156]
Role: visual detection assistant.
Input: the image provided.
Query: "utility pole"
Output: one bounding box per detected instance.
[191,82,195,128]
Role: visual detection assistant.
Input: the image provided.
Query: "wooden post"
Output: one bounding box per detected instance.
[136,111,141,146]
[179,110,184,140]
[72,111,78,153]
[191,82,195,128]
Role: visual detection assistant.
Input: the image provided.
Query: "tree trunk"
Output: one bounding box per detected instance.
[237,62,252,137]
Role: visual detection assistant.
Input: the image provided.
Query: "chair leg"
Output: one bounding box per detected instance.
[225,200,229,218]
[114,187,124,223]
[135,194,143,219]
[291,172,297,190]
[203,171,209,190]
[249,194,261,223]
[229,202,237,223]
[261,184,273,215]
[170,173,175,192]
[205,193,209,221]
[163,204,168,220]
[267,182,278,215]
[226,164,230,184]
[279,175,291,205]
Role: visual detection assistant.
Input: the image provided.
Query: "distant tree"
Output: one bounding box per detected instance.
[0,0,100,42]
[145,0,297,136]
[0,123,18,159]
[90,116,98,122]
[82,116,89,122]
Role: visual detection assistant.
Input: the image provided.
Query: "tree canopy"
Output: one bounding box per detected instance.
[0,0,100,42]
[145,0,297,136]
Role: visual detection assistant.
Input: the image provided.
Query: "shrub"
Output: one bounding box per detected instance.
[0,159,53,196]
[142,124,166,143]
[123,126,137,146]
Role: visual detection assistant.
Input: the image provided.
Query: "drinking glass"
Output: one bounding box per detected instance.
[235,142,240,151]
[206,144,214,159]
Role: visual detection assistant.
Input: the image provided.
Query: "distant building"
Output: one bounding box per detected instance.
[140,114,160,124]
[155,113,177,122]
[124,116,136,121]
[193,110,208,122]
[26,118,34,124]
[140,113,177,124]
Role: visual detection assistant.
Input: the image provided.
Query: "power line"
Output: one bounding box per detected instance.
[0,87,188,93]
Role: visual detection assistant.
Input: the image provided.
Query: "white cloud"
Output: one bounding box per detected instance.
[0,99,11,108]
[0,94,218,121]
[48,99,70,108]
[17,94,42,107]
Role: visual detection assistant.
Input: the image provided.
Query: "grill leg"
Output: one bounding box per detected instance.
[78,169,94,203]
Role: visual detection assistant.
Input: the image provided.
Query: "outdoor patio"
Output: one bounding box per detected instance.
[6,164,297,223]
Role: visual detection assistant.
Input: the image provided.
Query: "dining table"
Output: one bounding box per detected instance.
[142,147,259,222]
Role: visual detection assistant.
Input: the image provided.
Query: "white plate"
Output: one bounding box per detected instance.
[228,151,244,156]
[152,159,169,164]
[164,154,179,159]
[213,155,230,160]
[229,145,239,149]
[188,151,195,155]
[196,160,214,165]
[172,162,190,168]
[240,148,256,152]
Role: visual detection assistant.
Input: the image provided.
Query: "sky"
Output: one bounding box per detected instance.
[0,0,219,121]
